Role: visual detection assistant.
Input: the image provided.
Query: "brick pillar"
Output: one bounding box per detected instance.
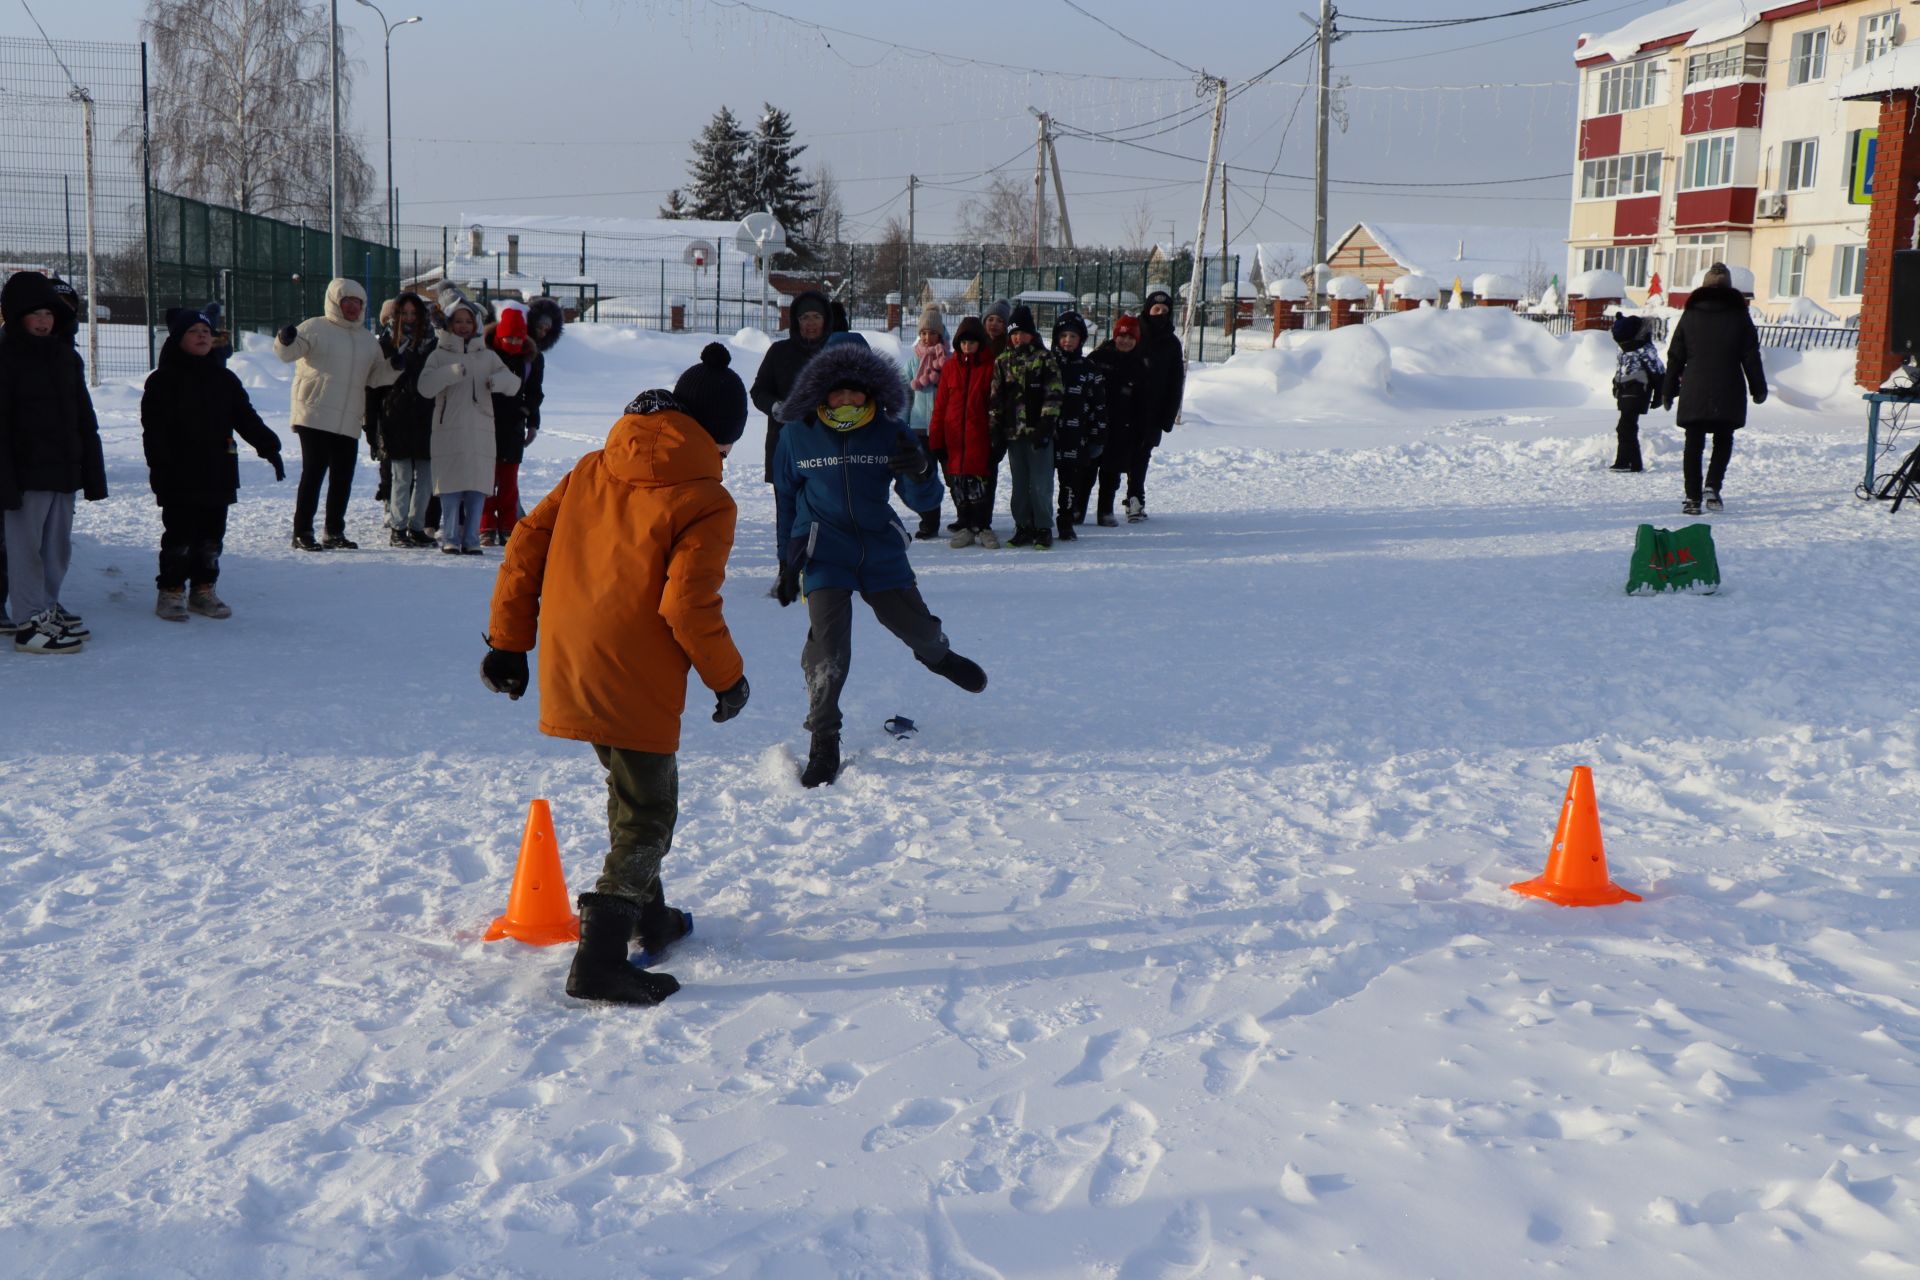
[1858,90,1920,388]
[1270,299,1301,343]
[885,292,903,333]
[778,302,790,330]
[670,298,687,332]
[1478,297,1519,309]
[1329,298,1362,329]
[1569,295,1613,331]
[1392,297,1422,312]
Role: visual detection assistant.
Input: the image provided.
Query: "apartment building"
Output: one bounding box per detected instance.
[1570,0,1898,315]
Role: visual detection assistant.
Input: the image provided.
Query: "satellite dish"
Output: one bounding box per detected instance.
[683,239,714,269]
[736,212,787,258]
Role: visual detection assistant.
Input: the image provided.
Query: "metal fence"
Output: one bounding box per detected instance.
[150,191,400,348]
[0,35,152,377]
[976,254,1242,361]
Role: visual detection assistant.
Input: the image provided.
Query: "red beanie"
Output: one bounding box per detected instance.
[1114,314,1141,339]
[494,307,528,352]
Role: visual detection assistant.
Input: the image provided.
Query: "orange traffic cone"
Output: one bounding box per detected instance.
[484,799,583,945]
[1509,766,1642,907]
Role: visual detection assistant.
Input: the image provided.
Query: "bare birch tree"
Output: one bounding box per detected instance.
[142,0,378,231]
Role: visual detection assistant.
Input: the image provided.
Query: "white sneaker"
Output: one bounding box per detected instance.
[1703,489,1723,512]
[15,611,84,654]
[52,605,89,638]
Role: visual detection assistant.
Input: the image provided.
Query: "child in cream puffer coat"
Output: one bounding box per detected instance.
[417,300,519,553]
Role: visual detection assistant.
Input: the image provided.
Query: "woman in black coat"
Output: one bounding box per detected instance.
[375,292,438,546]
[1660,262,1767,515]
[141,307,284,618]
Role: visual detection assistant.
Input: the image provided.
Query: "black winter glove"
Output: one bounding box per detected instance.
[480,648,530,700]
[266,452,286,482]
[277,325,299,347]
[889,436,929,479]
[1752,387,1768,405]
[712,675,750,723]
[776,559,802,608]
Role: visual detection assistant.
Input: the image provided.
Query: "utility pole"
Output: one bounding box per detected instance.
[1181,75,1228,355]
[907,174,917,302]
[77,87,97,385]
[329,0,343,278]
[1047,126,1074,250]
[1032,110,1049,267]
[1312,0,1333,274]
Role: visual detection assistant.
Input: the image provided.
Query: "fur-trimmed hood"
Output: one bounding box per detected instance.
[784,337,909,422]
[526,296,565,352]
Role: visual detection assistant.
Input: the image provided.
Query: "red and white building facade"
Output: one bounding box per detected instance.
[1571,0,1899,313]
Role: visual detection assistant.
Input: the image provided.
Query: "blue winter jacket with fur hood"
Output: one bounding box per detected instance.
[773,336,942,594]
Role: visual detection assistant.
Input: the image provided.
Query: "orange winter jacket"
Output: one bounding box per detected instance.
[488,408,744,754]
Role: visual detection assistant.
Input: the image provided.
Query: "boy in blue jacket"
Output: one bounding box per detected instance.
[773,333,989,787]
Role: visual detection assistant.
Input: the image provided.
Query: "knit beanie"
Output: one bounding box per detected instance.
[1113,314,1141,340]
[671,342,749,446]
[494,306,528,353]
[985,298,1012,324]
[1007,304,1038,338]
[165,306,215,340]
[952,315,988,348]
[917,304,946,337]
[1052,310,1088,345]
[1144,289,1173,312]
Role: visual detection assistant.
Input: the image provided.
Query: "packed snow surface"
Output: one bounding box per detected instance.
[4,312,1919,1278]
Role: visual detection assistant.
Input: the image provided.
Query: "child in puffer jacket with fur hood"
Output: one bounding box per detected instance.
[417,300,519,554]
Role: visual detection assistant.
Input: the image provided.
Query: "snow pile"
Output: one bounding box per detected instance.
[1777,296,1842,326]
[1834,40,1920,100]
[1268,277,1309,301]
[1472,272,1522,300]
[1570,268,1630,299]
[1391,273,1441,300]
[1326,275,1373,302]
[1577,0,1761,63]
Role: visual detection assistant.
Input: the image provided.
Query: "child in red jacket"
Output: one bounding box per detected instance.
[928,316,998,548]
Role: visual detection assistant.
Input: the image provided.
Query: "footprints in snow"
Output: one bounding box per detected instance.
[1010,1099,1164,1214]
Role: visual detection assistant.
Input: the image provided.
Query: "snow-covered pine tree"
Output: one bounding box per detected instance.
[679,107,751,221]
[658,188,690,219]
[746,104,814,261]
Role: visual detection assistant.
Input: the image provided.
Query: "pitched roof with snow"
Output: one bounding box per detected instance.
[1575,0,1766,65]
[1347,223,1558,285]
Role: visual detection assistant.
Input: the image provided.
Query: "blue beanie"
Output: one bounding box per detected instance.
[166,306,215,340]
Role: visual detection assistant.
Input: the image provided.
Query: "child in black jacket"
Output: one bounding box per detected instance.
[1,270,107,653]
[1048,311,1107,538]
[1609,313,1666,473]
[141,307,284,621]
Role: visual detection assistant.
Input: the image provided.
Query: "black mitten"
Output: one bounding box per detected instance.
[278,325,299,346]
[267,453,286,482]
[480,648,530,699]
[776,559,802,608]
[712,675,750,723]
[889,436,929,478]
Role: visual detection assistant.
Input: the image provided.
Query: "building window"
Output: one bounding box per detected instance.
[1675,234,1729,289]
[1592,58,1659,115]
[1681,134,1737,190]
[1579,245,1650,286]
[1833,244,1867,297]
[1781,138,1818,191]
[1861,12,1899,65]
[1579,150,1664,199]
[1789,28,1828,84]
[1772,246,1807,298]
[1685,41,1767,86]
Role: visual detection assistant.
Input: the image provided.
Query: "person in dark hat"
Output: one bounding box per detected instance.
[751,289,832,492]
[773,331,988,788]
[483,341,753,1007]
[1660,262,1766,514]
[1,270,106,653]
[1048,310,1106,539]
[1608,312,1665,473]
[1091,313,1145,525]
[141,307,285,622]
[1129,288,1185,521]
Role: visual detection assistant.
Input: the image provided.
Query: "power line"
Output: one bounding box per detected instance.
[1340,0,1603,30]
[1057,0,1202,77]
[1339,0,1647,67]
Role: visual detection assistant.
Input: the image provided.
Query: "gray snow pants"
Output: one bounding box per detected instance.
[1005,437,1055,533]
[3,490,76,624]
[801,585,951,736]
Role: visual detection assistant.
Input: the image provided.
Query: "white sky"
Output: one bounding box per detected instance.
[3,0,1679,248]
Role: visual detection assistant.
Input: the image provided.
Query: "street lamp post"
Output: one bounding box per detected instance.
[354,0,422,249]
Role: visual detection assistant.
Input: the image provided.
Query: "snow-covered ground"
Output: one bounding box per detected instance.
[4,312,1918,1279]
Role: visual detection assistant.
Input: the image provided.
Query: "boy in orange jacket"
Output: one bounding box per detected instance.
[482,344,751,1006]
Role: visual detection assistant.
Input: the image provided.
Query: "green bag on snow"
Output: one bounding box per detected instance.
[1626,522,1720,595]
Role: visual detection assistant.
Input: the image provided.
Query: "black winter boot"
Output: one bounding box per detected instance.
[928,650,988,692]
[1055,515,1077,541]
[633,892,694,958]
[915,510,942,540]
[1007,527,1034,548]
[566,894,681,1005]
[800,732,841,788]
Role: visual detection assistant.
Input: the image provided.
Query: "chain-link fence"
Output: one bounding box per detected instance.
[0,35,152,377]
[150,191,399,351]
[978,253,1242,360]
